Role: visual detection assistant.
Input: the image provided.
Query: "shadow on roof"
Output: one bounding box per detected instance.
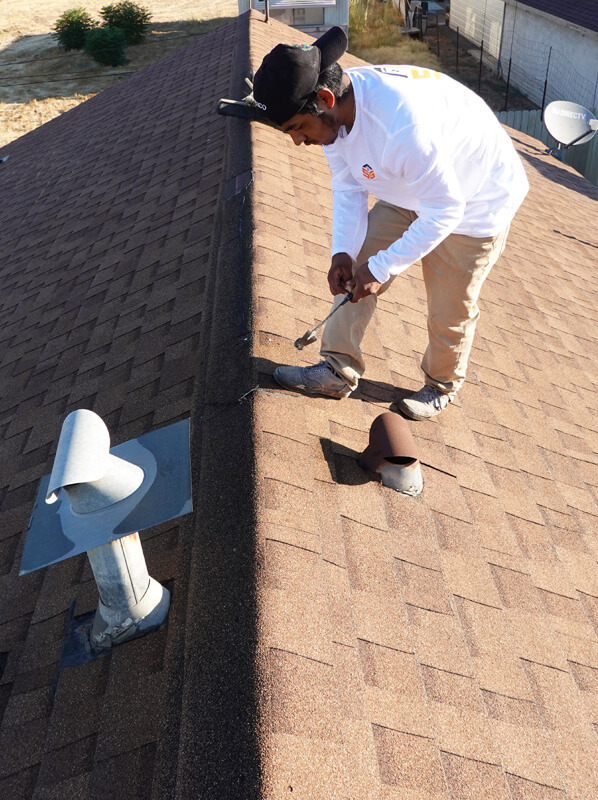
[517,147,598,201]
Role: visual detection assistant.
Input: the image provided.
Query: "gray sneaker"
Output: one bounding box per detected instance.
[398,385,451,420]
[274,361,354,398]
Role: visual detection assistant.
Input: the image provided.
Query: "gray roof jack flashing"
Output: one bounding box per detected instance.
[21,410,193,652]
[359,412,424,497]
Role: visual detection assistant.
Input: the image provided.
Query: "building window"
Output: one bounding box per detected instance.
[271,7,325,26]
[293,8,325,25]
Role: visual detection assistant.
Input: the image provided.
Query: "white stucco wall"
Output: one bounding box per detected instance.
[239,0,349,31]
[449,0,505,61]
[500,3,598,109]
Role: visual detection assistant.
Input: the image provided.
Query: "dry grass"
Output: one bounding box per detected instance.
[0,1,238,147]
[0,95,96,146]
[348,0,439,70]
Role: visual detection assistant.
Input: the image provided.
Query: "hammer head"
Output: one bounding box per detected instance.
[294,331,318,350]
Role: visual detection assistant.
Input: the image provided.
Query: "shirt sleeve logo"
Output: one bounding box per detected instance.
[362,163,376,179]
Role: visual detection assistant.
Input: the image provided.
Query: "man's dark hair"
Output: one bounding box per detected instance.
[302,62,347,117]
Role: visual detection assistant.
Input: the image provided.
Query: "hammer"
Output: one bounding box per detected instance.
[294,291,354,350]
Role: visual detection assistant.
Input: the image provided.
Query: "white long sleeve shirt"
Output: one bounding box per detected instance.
[323,66,529,283]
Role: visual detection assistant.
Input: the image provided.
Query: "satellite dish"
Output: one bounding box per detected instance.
[543,101,598,159]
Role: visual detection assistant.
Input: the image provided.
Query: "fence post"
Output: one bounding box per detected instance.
[504,58,512,112]
[478,39,484,94]
[541,46,552,111]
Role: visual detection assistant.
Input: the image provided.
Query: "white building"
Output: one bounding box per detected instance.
[448,0,504,61]
[500,0,598,109]
[448,0,598,108]
[237,0,350,34]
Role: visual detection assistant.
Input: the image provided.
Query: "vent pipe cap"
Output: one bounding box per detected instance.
[46,409,144,513]
[359,412,423,497]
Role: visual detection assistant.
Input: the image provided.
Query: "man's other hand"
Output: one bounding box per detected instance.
[350,262,382,302]
[328,252,354,296]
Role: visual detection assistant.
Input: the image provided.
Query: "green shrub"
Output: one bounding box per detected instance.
[52,8,95,50]
[84,26,127,66]
[100,1,151,44]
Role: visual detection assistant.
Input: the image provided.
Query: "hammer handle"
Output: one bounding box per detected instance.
[309,291,353,336]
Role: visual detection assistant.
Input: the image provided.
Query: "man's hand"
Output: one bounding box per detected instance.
[328,252,354,296]
[350,262,382,302]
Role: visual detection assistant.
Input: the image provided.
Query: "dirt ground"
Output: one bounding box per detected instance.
[428,22,539,113]
[0,1,239,147]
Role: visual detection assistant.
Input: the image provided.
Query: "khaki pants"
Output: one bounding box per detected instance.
[321,200,510,397]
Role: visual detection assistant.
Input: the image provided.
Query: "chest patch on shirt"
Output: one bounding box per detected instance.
[362,164,376,180]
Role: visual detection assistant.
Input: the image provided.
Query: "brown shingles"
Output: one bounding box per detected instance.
[358,640,432,734]
[406,604,473,676]
[332,642,365,721]
[343,518,399,596]
[420,468,473,524]
[262,540,333,663]
[462,488,523,554]
[372,725,447,794]
[490,565,544,613]
[0,9,246,795]
[260,478,317,532]
[395,559,453,615]
[505,608,570,670]
[422,667,498,762]
[454,597,534,698]
[485,464,545,524]
[267,649,339,740]
[313,479,348,566]
[520,661,598,796]
[431,701,498,762]
[5,8,596,799]
[441,752,511,800]
[45,657,110,751]
[440,549,503,607]
[263,732,349,799]
[351,590,413,653]
[489,716,564,788]
[338,719,381,799]
[506,774,568,800]
[384,493,441,571]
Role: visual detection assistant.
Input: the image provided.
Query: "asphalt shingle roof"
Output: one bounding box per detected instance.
[1,8,598,800]
[515,0,598,34]
[248,11,598,800]
[0,15,261,799]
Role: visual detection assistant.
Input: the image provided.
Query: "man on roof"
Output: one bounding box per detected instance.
[252,27,529,420]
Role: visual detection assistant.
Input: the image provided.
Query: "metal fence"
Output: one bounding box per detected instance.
[496,108,598,188]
